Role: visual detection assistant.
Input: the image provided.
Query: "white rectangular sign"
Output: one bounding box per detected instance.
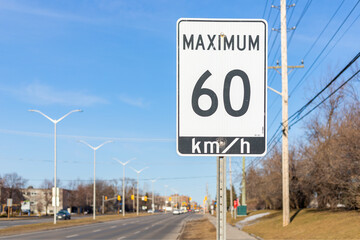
[177,18,267,156]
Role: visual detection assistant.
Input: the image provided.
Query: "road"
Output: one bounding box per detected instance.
[0,213,203,240]
[0,215,90,229]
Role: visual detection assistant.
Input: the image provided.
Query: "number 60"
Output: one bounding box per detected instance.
[191,69,251,117]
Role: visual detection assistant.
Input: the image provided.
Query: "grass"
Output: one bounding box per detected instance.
[179,217,216,240]
[242,209,360,239]
[0,213,150,237]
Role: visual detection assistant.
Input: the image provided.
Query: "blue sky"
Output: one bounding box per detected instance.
[0,0,359,205]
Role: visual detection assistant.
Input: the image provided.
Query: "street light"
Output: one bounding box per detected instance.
[164,185,168,213]
[130,166,148,215]
[29,109,82,224]
[79,140,113,220]
[150,178,158,214]
[113,157,135,217]
[171,188,178,210]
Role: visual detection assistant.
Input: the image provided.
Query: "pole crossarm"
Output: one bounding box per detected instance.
[267,86,282,96]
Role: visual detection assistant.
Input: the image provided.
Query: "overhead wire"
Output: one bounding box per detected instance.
[289,0,360,96]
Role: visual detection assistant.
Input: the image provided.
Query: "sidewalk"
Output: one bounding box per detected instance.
[206,214,257,240]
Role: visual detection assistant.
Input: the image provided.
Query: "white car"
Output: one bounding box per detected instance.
[173,209,180,215]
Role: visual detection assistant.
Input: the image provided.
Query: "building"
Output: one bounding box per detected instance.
[21,186,72,215]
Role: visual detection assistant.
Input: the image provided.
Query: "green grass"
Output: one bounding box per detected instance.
[242,209,360,239]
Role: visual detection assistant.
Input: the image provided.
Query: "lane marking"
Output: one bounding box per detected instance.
[145,227,150,230]
[66,234,79,238]
[110,225,116,229]
[117,237,126,240]
[134,231,140,234]
[122,223,127,226]
[93,229,101,232]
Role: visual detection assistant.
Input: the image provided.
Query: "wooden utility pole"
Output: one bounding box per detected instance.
[280,0,290,227]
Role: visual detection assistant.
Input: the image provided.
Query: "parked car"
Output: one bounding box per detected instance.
[147,209,154,213]
[173,209,180,215]
[57,210,71,220]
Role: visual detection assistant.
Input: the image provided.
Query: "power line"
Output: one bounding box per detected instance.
[287,0,313,47]
[288,52,360,122]
[289,69,360,128]
[289,0,360,96]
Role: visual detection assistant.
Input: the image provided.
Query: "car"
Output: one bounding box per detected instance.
[147,209,154,213]
[56,210,71,220]
[172,209,180,215]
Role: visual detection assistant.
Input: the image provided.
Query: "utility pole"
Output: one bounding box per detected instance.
[241,157,246,207]
[267,1,304,227]
[280,0,290,227]
[229,157,233,219]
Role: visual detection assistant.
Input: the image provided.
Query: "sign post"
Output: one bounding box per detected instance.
[177,18,267,240]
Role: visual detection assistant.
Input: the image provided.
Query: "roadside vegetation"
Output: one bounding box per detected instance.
[179,217,216,240]
[245,72,360,211]
[242,209,360,239]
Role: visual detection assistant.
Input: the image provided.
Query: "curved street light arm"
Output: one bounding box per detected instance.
[57,109,82,123]
[94,140,113,150]
[28,109,56,123]
[78,140,95,150]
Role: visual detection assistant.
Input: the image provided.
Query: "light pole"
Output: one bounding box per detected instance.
[164,185,168,213]
[113,157,135,217]
[150,178,158,214]
[79,140,112,220]
[29,109,82,224]
[131,167,148,215]
[171,188,178,209]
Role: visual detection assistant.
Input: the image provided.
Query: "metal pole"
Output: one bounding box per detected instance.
[242,157,246,206]
[102,196,104,214]
[281,0,290,227]
[229,157,233,219]
[54,123,57,225]
[122,165,125,217]
[93,149,96,220]
[136,173,139,215]
[216,156,226,240]
[152,181,154,213]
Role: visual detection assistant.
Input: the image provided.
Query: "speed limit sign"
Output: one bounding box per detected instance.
[176,18,267,156]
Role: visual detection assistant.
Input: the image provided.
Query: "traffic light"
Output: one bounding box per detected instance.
[169,197,172,201]
[105,196,108,200]
[144,196,148,202]
[205,196,207,201]
[131,195,134,200]
[117,195,121,201]
[189,197,192,201]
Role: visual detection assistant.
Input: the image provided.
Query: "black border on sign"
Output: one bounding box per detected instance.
[176,18,267,156]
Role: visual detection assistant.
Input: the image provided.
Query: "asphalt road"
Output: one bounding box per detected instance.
[0,213,203,240]
[0,215,90,229]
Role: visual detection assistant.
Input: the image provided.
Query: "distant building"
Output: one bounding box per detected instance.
[21,186,72,215]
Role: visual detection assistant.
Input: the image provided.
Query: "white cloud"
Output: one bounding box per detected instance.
[0,82,108,107]
[118,94,149,108]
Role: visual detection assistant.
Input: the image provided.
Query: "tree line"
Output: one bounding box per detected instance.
[245,71,360,210]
